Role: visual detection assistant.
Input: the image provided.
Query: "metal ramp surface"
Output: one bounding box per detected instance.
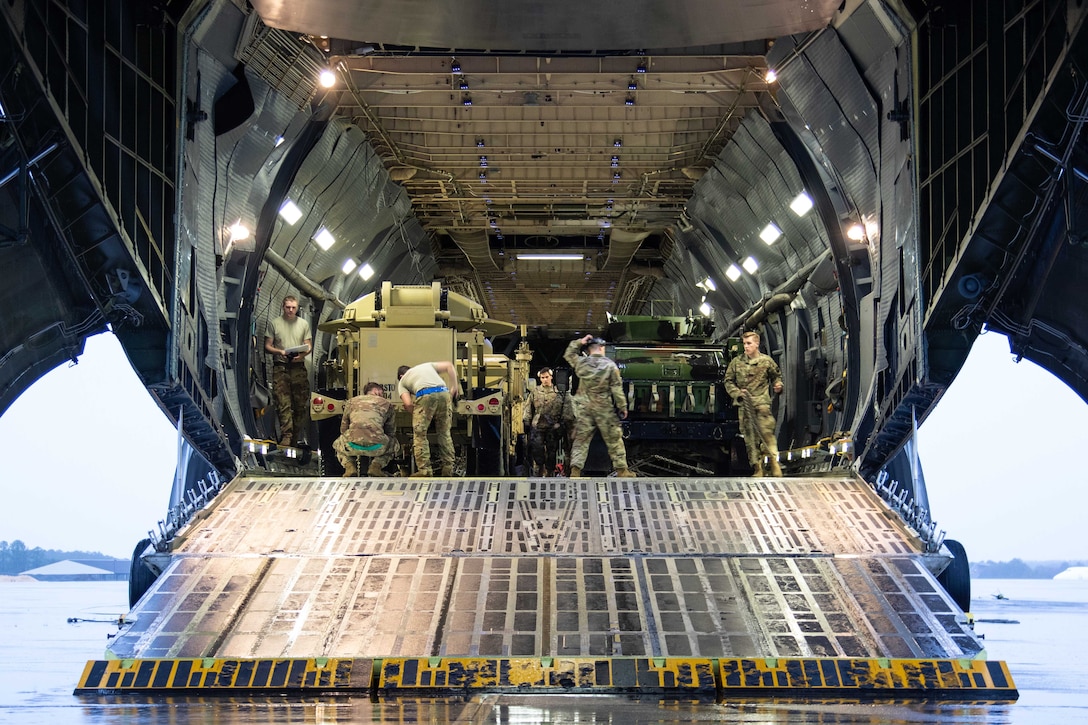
[78,475,1016,699]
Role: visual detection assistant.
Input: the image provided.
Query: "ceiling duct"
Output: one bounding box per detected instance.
[448,229,500,271]
[601,228,650,272]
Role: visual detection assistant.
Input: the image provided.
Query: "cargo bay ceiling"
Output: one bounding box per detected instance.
[1,0,1087,482]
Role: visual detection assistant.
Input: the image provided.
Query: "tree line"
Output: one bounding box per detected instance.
[971,558,1086,578]
[0,540,115,575]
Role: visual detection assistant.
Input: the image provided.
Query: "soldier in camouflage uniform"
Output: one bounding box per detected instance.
[524,367,574,476]
[333,382,398,477]
[263,294,312,446]
[723,330,783,477]
[563,335,636,478]
[397,361,459,477]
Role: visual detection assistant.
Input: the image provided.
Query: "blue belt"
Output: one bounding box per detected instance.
[347,441,383,452]
[416,386,448,398]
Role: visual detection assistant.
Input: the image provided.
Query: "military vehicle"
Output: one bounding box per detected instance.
[586,313,744,476]
[309,281,532,476]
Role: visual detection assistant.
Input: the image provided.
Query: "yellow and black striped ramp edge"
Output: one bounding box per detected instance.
[377,656,716,692]
[75,656,1017,700]
[715,657,1017,699]
[74,657,369,693]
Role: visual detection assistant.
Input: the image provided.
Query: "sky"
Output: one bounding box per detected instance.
[0,328,1086,562]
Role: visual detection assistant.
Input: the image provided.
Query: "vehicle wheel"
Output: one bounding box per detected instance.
[127,538,158,608]
[937,538,971,612]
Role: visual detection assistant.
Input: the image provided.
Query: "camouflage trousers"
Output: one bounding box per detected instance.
[570,403,627,471]
[332,434,398,472]
[272,362,310,444]
[412,392,455,474]
[528,424,566,474]
[739,403,779,465]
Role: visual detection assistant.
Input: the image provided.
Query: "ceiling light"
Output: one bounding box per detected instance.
[759,223,782,245]
[846,224,865,241]
[341,258,358,274]
[358,263,374,280]
[765,68,778,83]
[462,94,472,106]
[274,135,285,147]
[701,276,716,291]
[742,256,759,274]
[636,61,647,73]
[699,302,712,316]
[476,138,485,147]
[313,227,335,250]
[725,264,742,281]
[516,253,584,261]
[228,219,250,242]
[613,138,622,147]
[790,192,813,216]
[450,59,461,73]
[318,68,336,88]
[459,78,469,90]
[624,95,635,106]
[628,79,638,91]
[278,200,303,225]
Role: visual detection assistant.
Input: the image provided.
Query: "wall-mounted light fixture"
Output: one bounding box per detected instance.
[759,223,782,245]
[313,227,335,250]
[278,199,303,225]
[725,264,742,281]
[742,256,759,274]
[358,263,375,280]
[789,192,813,216]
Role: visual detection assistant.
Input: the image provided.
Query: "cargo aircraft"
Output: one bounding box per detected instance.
[2,0,1084,701]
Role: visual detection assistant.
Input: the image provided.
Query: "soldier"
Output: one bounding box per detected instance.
[724,330,783,477]
[524,367,574,476]
[563,335,636,478]
[333,382,398,477]
[397,361,459,477]
[263,294,312,446]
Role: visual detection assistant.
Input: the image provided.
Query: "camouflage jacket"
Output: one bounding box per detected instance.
[340,394,396,445]
[724,352,781,408]
[564,339,627,414]
[524,385,574,430]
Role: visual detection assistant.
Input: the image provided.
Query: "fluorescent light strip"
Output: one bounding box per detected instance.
[515,253,584,261]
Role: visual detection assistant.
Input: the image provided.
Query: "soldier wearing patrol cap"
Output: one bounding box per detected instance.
[563,334,636,478]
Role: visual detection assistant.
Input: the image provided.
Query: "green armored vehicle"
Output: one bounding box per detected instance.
[600,314,743,475]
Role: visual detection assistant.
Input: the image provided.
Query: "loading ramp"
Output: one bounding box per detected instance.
[76,474,1016,699]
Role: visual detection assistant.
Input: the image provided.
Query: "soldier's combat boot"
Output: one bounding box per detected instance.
[615,468,637,478]
[440,465,454,477]
[768,459,782,477]
[410,468,433,478]
[751,461,764,477]
[342,460,357,477]
[570,466,582,478]
[367,460,385,477]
